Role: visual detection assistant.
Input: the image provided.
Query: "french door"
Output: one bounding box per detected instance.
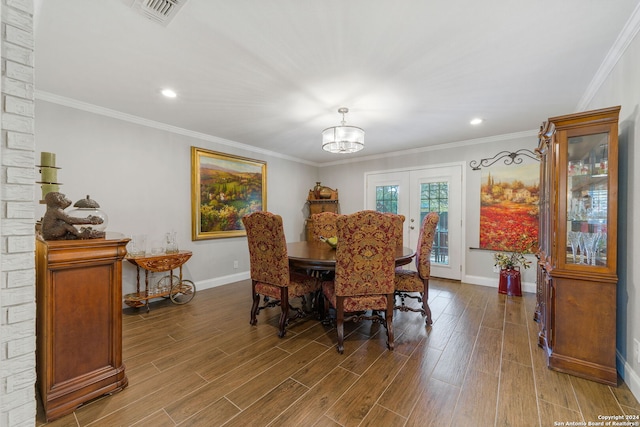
[365,164,463,280]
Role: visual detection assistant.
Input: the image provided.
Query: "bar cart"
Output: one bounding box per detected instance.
[124,250,195,311]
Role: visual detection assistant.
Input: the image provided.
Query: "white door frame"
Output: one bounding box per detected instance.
[364,162,466,280]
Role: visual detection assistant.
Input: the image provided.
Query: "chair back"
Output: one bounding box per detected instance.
[383,213,405,250]
[335,210,396,297]
[242,211,289,286]
[415,212,440,279]
[310,212,340,241]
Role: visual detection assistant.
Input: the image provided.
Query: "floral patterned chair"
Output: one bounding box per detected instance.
[383,213,405,250]
[310,211,341,241]
[242,211,320,338]
[322,210,397,354]
[394,212,439,325]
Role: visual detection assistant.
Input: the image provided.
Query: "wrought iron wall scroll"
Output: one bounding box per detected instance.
[469,149,539,170]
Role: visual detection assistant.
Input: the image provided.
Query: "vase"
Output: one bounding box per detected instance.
[498,266,522,296]
[318,186,332,199]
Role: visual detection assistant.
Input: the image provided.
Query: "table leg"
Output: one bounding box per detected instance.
[145,269,150,313]
[136,266,140,295]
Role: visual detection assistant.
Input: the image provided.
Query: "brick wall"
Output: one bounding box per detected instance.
[1,0,37,425]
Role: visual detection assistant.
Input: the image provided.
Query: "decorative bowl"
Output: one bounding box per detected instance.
[320,236,337,249]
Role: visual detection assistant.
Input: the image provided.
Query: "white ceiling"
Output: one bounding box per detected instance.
[34,0,640,165]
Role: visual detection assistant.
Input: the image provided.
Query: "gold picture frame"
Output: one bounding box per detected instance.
[191,147,267,240]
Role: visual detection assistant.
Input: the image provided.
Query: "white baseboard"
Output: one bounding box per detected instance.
[617,351,640,402]
[462,274,536,294]
[195,271,250,291]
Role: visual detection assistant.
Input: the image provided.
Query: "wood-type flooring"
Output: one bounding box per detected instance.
[37,278,640,426]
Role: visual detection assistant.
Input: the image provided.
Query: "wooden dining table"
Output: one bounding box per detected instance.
[287,240,415,271]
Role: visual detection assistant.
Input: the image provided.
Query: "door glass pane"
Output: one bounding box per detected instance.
[421,182,449,265]
[375,185,398,213]
[566,132,609,266]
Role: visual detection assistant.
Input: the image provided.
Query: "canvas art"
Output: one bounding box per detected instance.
[479,163,539,252]
[191,147,266,240]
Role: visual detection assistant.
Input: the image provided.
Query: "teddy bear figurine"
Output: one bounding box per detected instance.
[41,192,105,240]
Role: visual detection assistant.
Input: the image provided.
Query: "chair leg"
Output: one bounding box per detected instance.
[386,294,394,351]
[424,302,433,325]
[423,278,432,325]
[250,281,259,325]
[278,287,289,338]
[321,292,329,322]
[314,289,324,320]
[336,296,344,354]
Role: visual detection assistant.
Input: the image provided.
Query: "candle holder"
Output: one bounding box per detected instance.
[36,152,62,201]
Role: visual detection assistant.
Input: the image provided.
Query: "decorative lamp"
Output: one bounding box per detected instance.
[322,107,364,154]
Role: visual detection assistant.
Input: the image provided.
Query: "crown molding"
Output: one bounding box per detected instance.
[577,2,640,110]
[36,90,538,168]
[34,90,317,166]
[317,129,539,167]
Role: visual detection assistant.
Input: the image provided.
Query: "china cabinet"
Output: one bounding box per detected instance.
[535,106,620,385]
[36,233,129,420]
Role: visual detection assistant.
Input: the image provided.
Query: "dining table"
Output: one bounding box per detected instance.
[287,240,415,271]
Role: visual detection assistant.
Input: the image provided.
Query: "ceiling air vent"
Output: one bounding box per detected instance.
[132,0,187,26]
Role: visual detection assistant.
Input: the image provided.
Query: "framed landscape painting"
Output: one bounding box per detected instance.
[191,147,266,240]
[479,163,539,252]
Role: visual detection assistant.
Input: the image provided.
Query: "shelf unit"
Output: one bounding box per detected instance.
[535,106,620,385]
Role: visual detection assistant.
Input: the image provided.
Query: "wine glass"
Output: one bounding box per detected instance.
[577,232,587,264]
[568,231,581,264]
[586,232,602,265]
[581,232,596,265]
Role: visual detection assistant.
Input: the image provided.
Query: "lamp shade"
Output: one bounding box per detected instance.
[322,125,365,153]
[321,107,365,154]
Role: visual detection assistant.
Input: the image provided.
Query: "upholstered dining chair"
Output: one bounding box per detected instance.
[383,213,405,250]
[242,211,320,338]
[310,211,340,241]
[322,210,397,354]
[394,212,439,325]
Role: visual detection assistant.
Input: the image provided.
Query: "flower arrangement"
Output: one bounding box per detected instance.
[493,234,536,270]
[494,251,531,270]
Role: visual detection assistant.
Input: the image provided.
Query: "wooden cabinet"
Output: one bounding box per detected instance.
[536,106,620,385]
[305,183,339,241]
[36,233,129,421]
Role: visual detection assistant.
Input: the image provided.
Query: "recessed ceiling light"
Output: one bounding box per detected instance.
[161,88,177,98]
[470,118,483,125]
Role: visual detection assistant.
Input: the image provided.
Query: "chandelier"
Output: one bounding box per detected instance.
[321,107,365,154]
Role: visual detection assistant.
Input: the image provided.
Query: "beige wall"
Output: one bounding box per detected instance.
[34,100,319,297]
[317,132,540,290]
[586,27,640,400]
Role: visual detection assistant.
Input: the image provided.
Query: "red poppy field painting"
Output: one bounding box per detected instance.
[480,163,539,252]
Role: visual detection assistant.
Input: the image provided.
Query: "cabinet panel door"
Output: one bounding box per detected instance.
[51,265,115,384]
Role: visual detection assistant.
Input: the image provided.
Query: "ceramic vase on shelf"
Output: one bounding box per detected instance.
[313,182,322,198]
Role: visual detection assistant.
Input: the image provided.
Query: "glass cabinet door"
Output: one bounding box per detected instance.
[565,132,610,267]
